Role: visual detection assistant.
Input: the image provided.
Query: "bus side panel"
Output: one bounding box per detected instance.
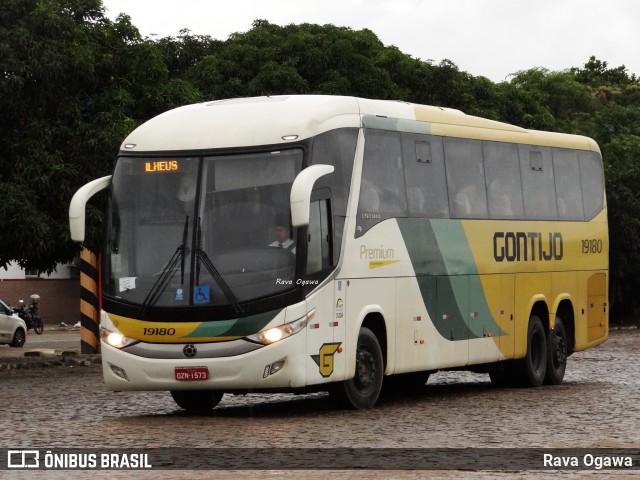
[468,274,501,365]
[574,271,608,351]
[305,284,343,385]
[586,272,608,344]
[496,274,516,360]
[550,271,578,333]
[394,277,429,374]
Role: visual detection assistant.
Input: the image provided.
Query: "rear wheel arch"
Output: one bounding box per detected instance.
[530,300,550,332]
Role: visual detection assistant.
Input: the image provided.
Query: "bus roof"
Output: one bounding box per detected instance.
[120,95,600,153]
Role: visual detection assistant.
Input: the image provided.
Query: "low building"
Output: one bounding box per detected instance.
[0,261,80,325]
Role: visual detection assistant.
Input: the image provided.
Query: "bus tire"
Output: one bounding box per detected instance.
[170,390,223,412]
[517,314,548,387]
[332,327,383,409]
[545,315,568,385]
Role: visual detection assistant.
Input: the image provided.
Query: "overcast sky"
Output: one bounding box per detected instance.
[101,0,639,83]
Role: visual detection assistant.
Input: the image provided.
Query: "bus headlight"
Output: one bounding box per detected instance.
[245,309,315,345]
[100,326,139,349]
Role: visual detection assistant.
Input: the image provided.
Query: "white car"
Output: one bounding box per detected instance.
[0,298,27,347]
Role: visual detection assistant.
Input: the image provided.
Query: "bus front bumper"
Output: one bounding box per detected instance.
[101,334,308,392]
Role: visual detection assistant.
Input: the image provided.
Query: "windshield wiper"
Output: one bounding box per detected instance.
[195,218,244,314]
[139,216,189,316]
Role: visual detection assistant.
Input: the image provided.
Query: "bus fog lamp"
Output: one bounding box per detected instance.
[270,359,285,375]
[110,364,130,382]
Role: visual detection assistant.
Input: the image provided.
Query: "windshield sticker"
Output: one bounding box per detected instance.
[119,277,137,292]
[193,286,211,304]
[175,288,185,302]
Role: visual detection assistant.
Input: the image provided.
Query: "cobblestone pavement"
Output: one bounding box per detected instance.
[1,329,639,479]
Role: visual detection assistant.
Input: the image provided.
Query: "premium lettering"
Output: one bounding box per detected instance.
[360,245,395,260]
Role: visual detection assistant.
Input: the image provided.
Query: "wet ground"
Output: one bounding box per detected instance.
[1,329,638,478]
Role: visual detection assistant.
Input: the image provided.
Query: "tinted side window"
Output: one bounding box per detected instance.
[519,145,558,220]
[356,129,407,237]
[307,199,332,275]
[444,138,488,219]
[483,141,524,219]
[580,151,605,220]
[553,148,585,220]
[402,133,449,218]
[311,128,358,261]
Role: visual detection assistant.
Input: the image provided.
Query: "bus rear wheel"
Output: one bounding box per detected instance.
[170,390,223,412]
[332,327,383,409]
[516,314,547,387]
[545,315,568,385]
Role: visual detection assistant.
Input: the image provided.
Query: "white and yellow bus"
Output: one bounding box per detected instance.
[69,95,608,410]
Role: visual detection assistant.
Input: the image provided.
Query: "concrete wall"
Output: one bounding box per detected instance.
[0,279,80,326]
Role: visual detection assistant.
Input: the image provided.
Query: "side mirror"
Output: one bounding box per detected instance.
[290,165,334,227]
[69,175,112,242]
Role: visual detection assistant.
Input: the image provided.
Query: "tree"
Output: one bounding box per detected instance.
[3,10,640,321]
[602,135,640,318]
[0,0,193,272]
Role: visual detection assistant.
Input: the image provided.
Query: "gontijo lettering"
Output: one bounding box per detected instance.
[493,231,563,262]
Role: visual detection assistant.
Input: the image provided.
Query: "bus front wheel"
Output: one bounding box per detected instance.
[332,327,384,409]
[170,390,223,412]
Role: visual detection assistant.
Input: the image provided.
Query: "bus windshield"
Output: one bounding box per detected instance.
[104,150,303,310]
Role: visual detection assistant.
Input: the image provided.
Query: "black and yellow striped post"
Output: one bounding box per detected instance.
[80,248,100,354]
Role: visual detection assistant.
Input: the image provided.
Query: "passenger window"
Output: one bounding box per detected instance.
[356,129,407,237]
[402,134,449,218]
[483,141,524,219]
[519,146,558,220]
[444,138,488,218]
[553,148,585,220]
[580,151,605,220]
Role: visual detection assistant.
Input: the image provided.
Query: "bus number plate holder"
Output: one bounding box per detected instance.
[175,367,209,381]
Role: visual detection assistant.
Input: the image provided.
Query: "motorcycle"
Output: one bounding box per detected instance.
[13,294,44,335]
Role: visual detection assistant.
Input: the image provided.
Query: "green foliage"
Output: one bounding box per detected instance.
[602,135,640,318]
[0,0,201,272]
[2,8,640,319]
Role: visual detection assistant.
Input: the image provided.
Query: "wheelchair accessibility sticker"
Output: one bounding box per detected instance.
[193,286,210,304]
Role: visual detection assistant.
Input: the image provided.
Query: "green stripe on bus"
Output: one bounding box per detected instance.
[182,309,282,339]
[397,218,505,341]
